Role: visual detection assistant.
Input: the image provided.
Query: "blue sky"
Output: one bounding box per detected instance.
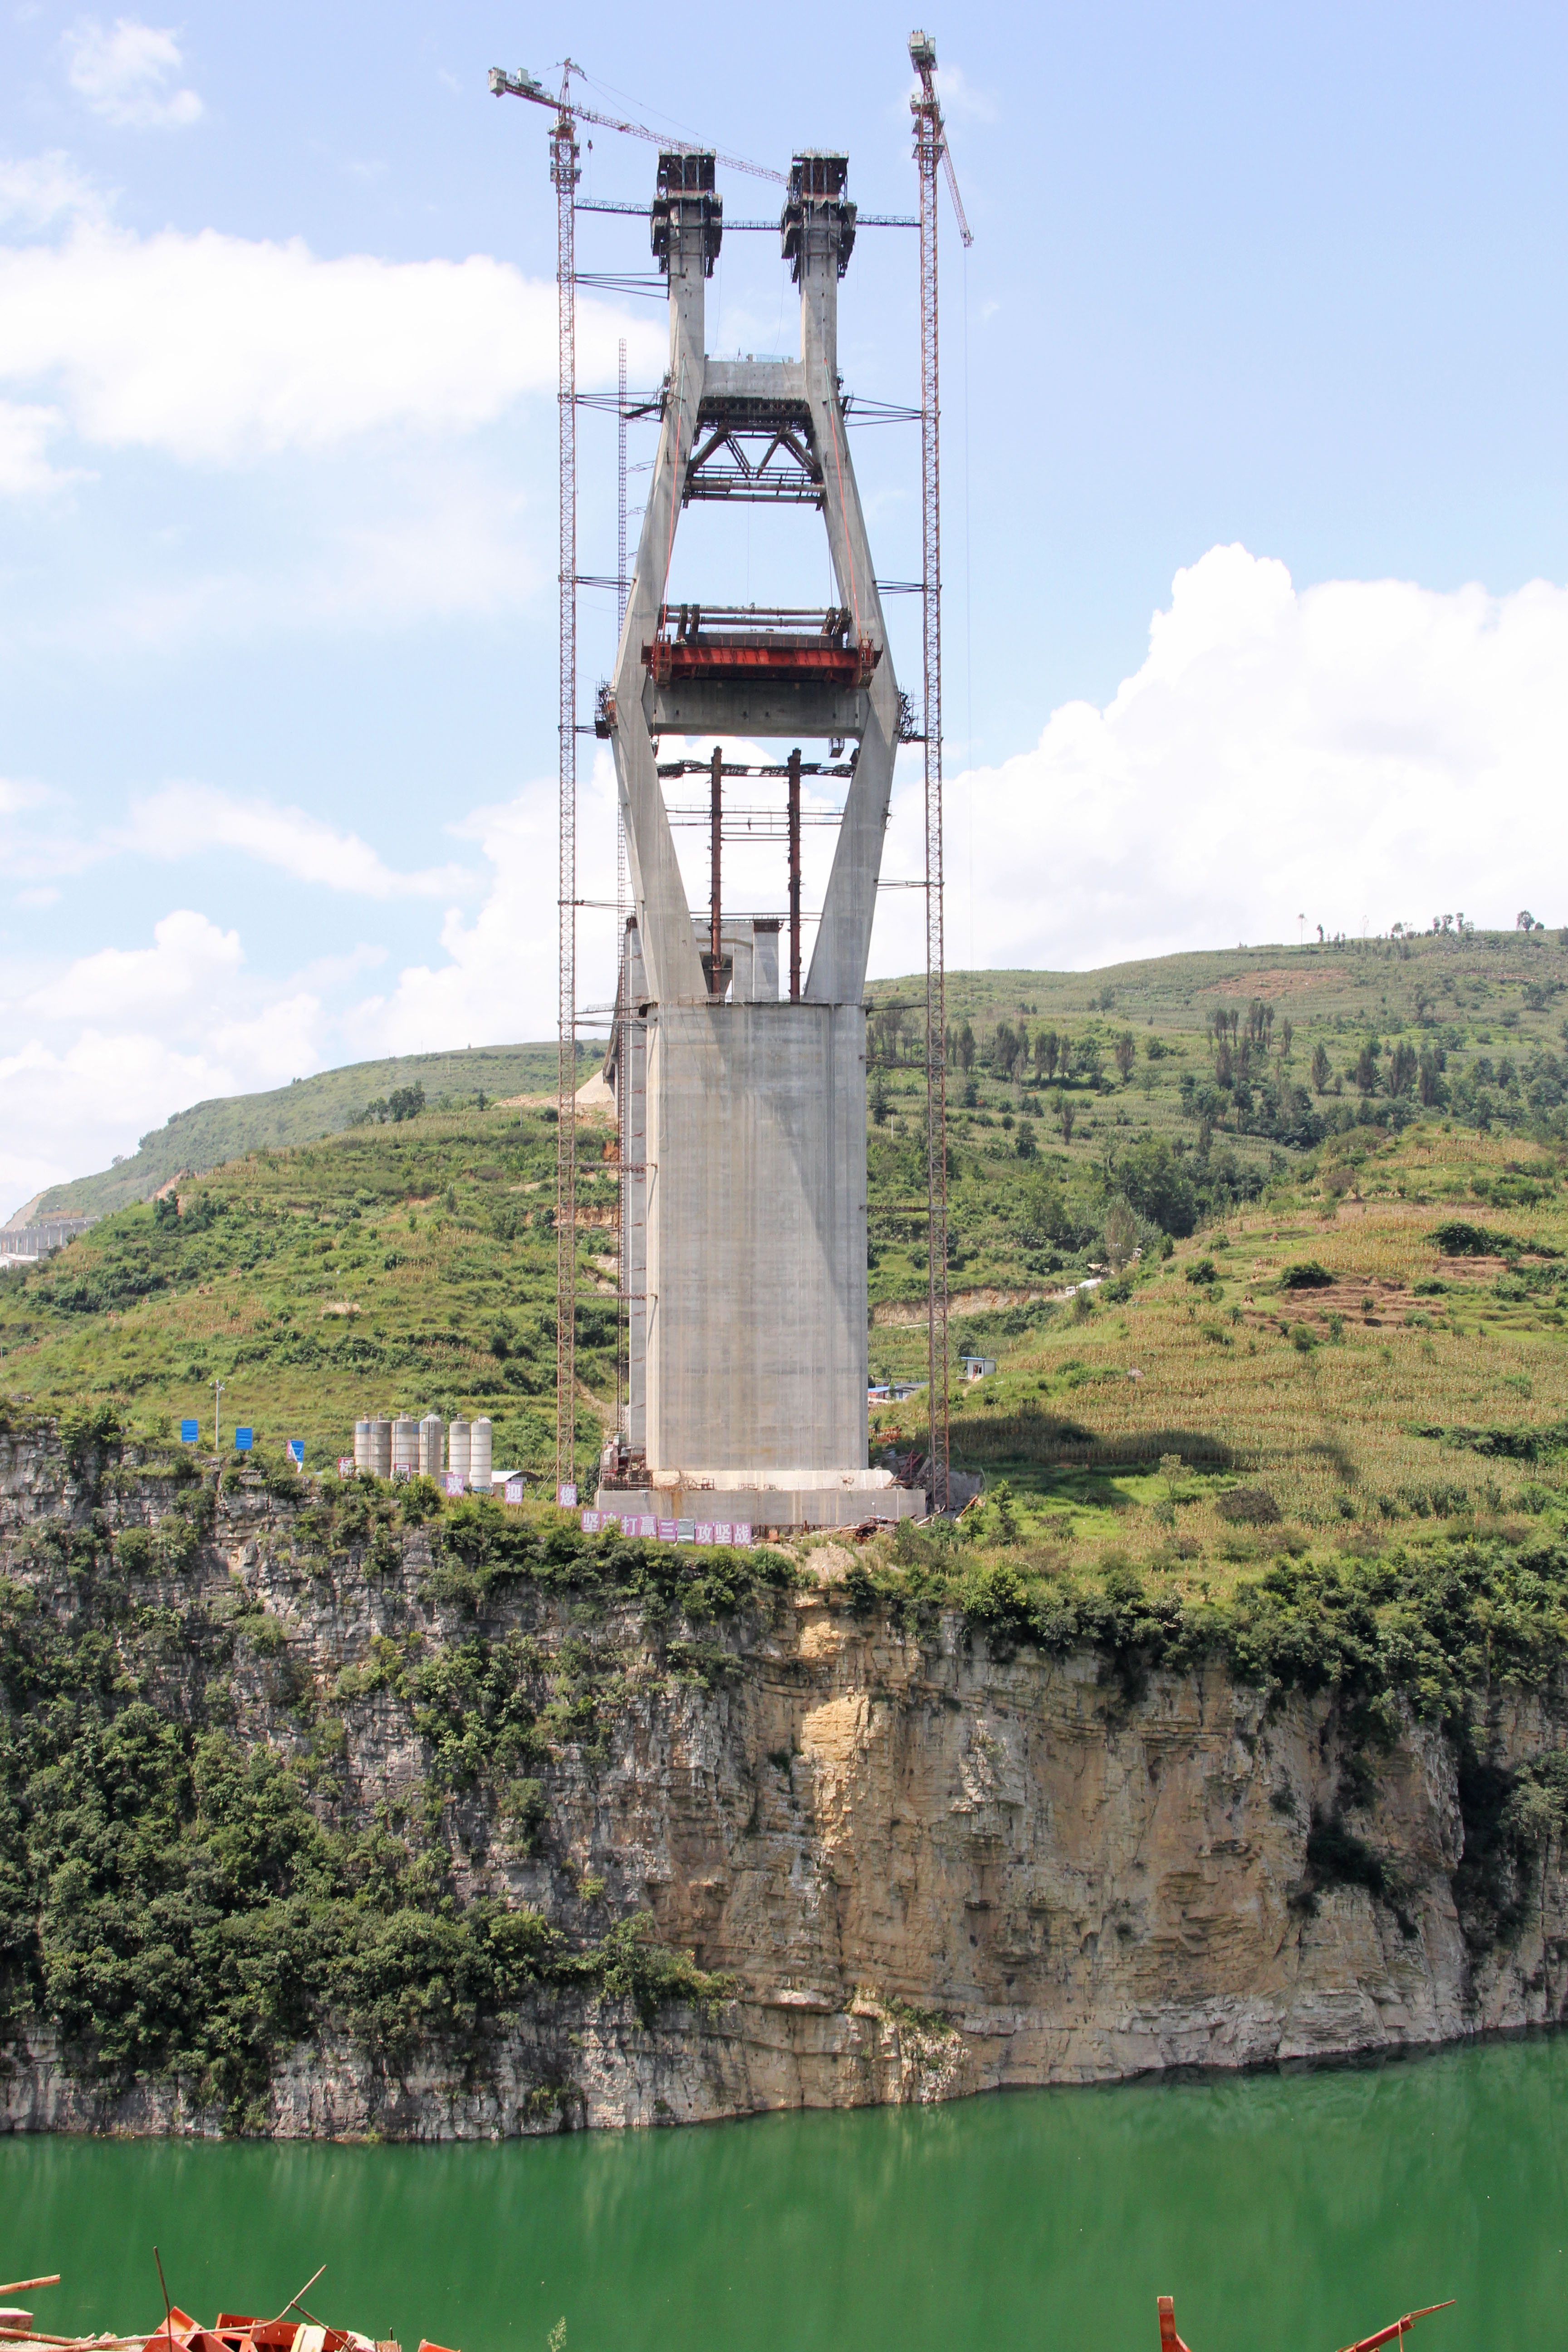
[4,0,1568,1211]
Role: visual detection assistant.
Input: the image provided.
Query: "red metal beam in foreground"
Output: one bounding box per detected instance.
[1337,2304,1455,2352]
[1156,2294,1454,2352]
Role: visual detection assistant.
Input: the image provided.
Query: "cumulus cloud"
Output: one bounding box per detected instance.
[24,906,243,1022]
[118,784,474,899]
[340,776,606,1057]
[62,18,203,130]
[0,398,83,495]
[0,909,328,1210]
[0,208,662,467]
[873,545,1568,978]
[2,776,477,895]
[0,152,107,230]
[0,777,51,817]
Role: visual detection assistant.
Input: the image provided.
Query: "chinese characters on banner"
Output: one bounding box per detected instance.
[581,1510,753,1546]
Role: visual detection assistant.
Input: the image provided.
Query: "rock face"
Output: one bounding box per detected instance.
[1,1425,1565,2137]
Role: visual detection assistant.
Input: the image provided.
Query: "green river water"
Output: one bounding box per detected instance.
[4,2036,1564,2352]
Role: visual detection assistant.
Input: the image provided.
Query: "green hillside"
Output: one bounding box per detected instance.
[2,1098,597,1478]
[4,928,1568,1544]
[32,1039,598,1224]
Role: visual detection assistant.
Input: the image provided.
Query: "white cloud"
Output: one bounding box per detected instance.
[25,906,242,1022]
[0,399,81,494]
[0,400,73,496]
[3,774,478,897]
[119,784,474,899]
[873,545,1568,979]
[917,60,996,123]
[0,209,662,466]
[0,909,329,1211]
[0,776,51,817]
[63,18,203,130]
[0,151,107,230]
[341,787,578,1056]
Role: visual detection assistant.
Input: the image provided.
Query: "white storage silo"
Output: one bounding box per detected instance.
[419,1413,444,1477]
[353,1418,374,1475]
[392,1416,418,1478]
[447,1417,470,1485]
[370,1417,392,1480]
[470,1416,493,1494]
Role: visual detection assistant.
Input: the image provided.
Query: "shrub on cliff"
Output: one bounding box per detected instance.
[0,1554,731,2125]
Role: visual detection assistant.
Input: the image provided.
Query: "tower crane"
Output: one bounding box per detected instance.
[908,29,972,1510]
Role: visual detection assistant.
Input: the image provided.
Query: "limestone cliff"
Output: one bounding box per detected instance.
[1,1425,1563,2138]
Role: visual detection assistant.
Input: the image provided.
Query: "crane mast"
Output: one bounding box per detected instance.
[910,30,971,1512]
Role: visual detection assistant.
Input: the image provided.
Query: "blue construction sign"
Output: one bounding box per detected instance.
[286,1439,304,1465]
[180,1419,200,1444]
[234,1427,254,1452]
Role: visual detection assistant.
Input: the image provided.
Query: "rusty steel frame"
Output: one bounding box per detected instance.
[1158,2294,1454,2352]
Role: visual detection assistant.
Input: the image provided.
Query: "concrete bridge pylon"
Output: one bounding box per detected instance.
[600,147,923,1530]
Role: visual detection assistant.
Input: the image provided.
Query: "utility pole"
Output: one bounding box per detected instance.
[212,1376,225,1453]
[910,29,971,1512]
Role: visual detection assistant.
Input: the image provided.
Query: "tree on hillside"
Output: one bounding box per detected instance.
[1104,1196,1137,1270]
[1389,1040,1418,1096]
[1114,1030,1136,1084]
[1075,1035,1104,1088]
[1058,1096,1076,1144]
[957,1020,975,1073]
[1279,1016,1294,1062]
[994,1020,1021,1079]
[1353,1041,1381,1094]
[1117,1135,1198,1237]
[1310,1042,1331,1093]
[1020,1172,1073,1249]
[1036,1029,1059,1081]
